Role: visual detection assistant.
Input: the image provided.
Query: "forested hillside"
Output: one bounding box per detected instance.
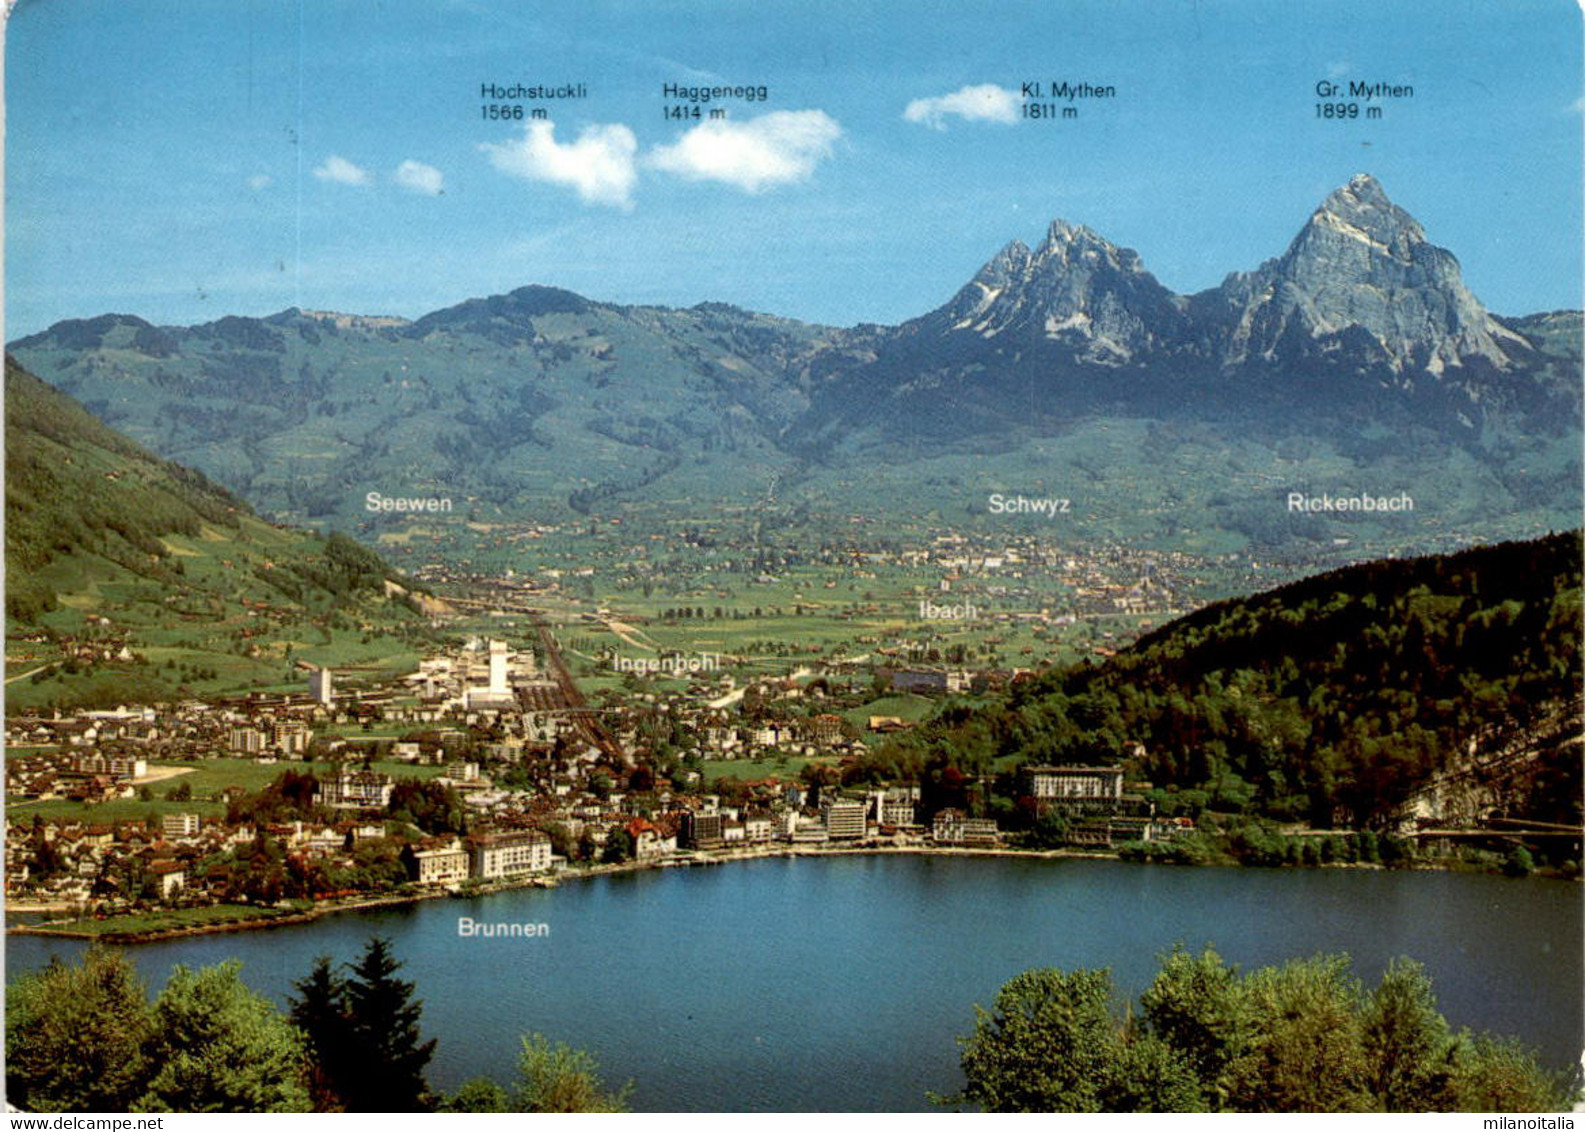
[886,533,1582,830]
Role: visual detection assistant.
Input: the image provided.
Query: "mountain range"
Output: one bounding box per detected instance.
[10,175,1580,562]
[792,174,1576,445]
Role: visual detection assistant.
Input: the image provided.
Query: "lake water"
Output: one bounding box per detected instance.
[8,856,1581,1111]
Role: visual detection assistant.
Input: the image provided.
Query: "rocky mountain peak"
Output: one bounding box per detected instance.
[1214,174,1526,375]
[1293,172,1429,275]
[927,216,1183,363]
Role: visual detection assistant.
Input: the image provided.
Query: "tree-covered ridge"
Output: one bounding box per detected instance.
[6,357,249,600]
[890,533,1582,830]
[1032,532,1582,825]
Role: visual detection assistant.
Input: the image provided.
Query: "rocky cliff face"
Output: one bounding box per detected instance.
[1202,174,1529,377]
[805,173,1565,438]
[932,221,1190,364]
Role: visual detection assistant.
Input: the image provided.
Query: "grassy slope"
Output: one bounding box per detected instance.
[5,357,430,709]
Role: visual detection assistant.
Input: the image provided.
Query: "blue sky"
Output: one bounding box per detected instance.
[5,0,1582,338]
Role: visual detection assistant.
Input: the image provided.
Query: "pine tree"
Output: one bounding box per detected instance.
[288,955,352,1111]
[340,937,437,1111]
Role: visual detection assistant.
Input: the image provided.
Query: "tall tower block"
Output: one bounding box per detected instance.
[488,640,509,694]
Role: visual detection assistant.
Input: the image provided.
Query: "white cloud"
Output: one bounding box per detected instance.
[480,121,638,209]
[247,174,272,191]
[903,84,1019,129]
[395,160,445,195]
[646,110,841,193]
[313,155,371,186]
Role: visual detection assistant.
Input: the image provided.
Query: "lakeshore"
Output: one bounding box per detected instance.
[5,840,1096,943]
[9,834,1536,946]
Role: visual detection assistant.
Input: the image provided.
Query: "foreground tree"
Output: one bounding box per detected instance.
[441,1077,512,1113]
[514,1033,633,1112]
[290,938,436,1111]
[441,1034,632,1112]
[5,948,151,1112]
[1138,944,1251,1106]
[1360,958,1456,1110]
[1445,1034,1578,1111]
[344,937,437,1110]
[945,967,1121,1112]
[288,955,355,1110]
[7,950,311,1114]
[946,951,1578,1113]
[1223,954,1371,1111]
[135,962,311,1113]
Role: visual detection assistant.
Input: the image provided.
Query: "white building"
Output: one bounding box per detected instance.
[228,727,266,755]
[1025,765,1125,806]
[822,798,868,841]
[465,640,517,710]
[469,830,552,879]
[408,842,470,885]
[932,809,999,845]
[162,813,201,839]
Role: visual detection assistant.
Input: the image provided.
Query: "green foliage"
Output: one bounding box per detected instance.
[1360,959,1455,1111]
[442,1077,512,1112]
[6,948,311,1114]
[387,778,469,835]
[601,827,635,864]
[134,961,311,1113]
[289,938,436,1111]
[1098,1032,1205,1113]
[1138,945,1251,1104]
[946,967,1122,1112]
[289,955,354,1111]
[513,1033,632,1112]
[1019,808,1069,849]
[227,769,321,826]
[1444,1034,1578,1111]
[903,533,1582,834]
[5,947,151,1112]
[946,949,1578,1113]
[1224,955,1371,1111]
